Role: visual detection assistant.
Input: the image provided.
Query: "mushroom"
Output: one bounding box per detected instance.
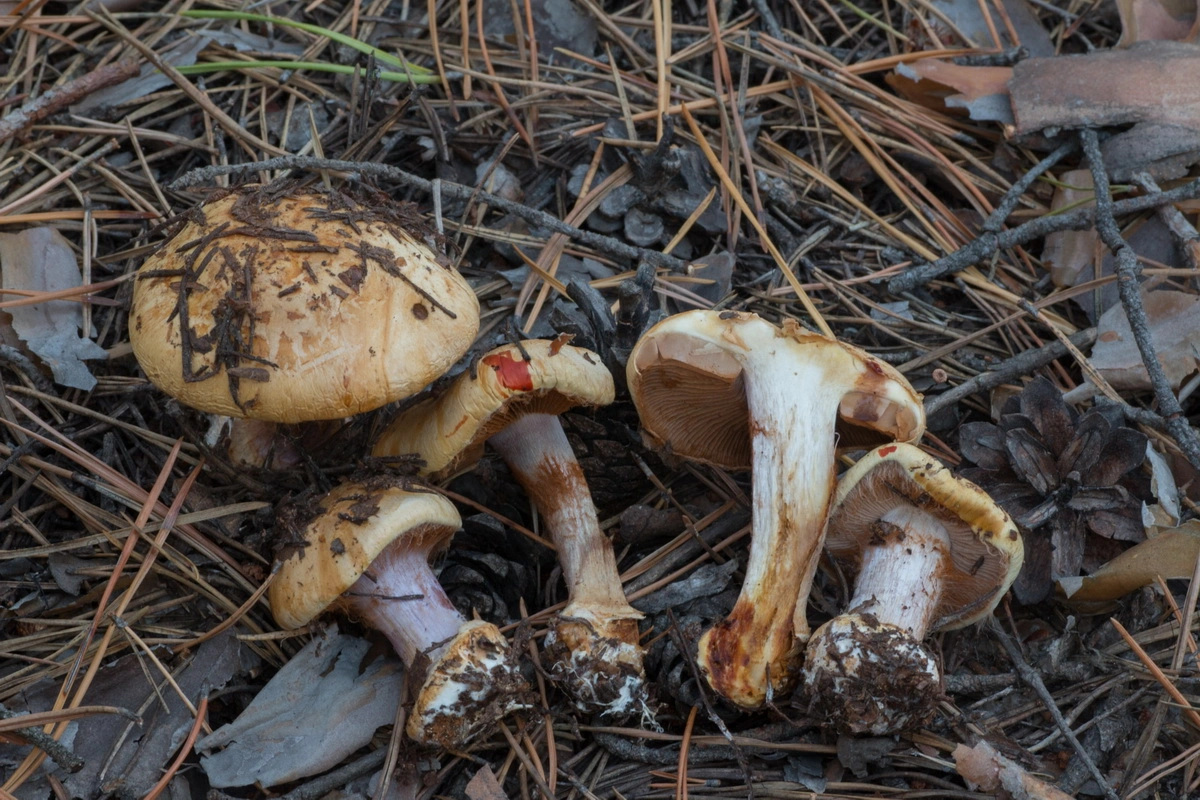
[801,442,1023,734]
[130,183,479,465]
[269,478,527,748]
[626,310,925,709]
[372,338,647,717]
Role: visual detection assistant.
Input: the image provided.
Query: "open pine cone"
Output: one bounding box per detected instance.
[957,377,1149,604]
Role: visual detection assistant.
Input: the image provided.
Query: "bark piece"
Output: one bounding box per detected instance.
[1011,40,1200,135]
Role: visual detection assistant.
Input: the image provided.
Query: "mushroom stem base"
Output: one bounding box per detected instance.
[489,413,647,714]
[546,611,649,718]
[408,620,530,748]
[802,614,941,735]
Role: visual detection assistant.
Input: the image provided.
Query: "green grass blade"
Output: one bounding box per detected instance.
[176,59,443,84]
[181,10,430,74]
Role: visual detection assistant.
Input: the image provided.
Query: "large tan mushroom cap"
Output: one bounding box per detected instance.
[827,442,1024,630]
[269,482,461,630]
[626,311,926,468]
[372,337,615,478]
[131,184,480,423]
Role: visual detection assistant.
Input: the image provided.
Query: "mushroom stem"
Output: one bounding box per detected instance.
[344,539,466,666]
[847,506,949,640]
[698,354,840,708]
[489,414,636,626]
[489,413,646,715]
[226,419,304,470]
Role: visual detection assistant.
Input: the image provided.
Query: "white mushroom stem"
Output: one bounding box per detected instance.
[847,505,950,640]
[344,541,466,666]
[697,348,844,708]
[488,414,637,627]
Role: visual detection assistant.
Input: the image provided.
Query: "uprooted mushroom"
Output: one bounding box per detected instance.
[269,478,527,748]
[626,310,926,709]
[801,442,1023,734]
[129,182,479,468]
[372,338,648,717]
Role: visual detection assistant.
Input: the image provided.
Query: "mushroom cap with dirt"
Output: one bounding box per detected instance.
[130,183,480,424]
[801,442,1023,734]
[373,337,648,718]
[626,309,925,709]
[269,479,527,749]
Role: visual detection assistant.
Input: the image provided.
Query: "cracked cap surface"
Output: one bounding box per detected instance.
[131,184,480,422]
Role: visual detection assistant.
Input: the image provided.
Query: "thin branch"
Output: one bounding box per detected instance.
[889,171,1200,294]
[0,61,140,144]
[989,618,1120,800]
[168,157,689,271]
[924,328,1098,417]
[0,704,83,773]
[1080,128,1200,472]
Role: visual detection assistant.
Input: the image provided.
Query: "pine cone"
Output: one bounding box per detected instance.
[957,377,1149,604]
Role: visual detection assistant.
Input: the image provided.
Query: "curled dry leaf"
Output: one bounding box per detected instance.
[465,765,511,800]
[1041,170,1097,290]
[1101,122,1200,181]
[886,60,1013,124]
[0,227,108,390]
[954,741,1075,800]
[927,0,1055,55]
[1060,520,1200,601]
[1042,173,1180,319]
[198,627,403,788]
[1091,289,1200,390]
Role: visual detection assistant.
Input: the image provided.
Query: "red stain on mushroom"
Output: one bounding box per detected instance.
[482,352,534,391]
[878,445,898,456]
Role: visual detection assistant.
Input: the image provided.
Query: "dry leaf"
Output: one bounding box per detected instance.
[1060,521,1200,601]
[888,60,1013,123]
[1091,289,1200,390]
[1041,170,1097,289]
[1145,443,1181,526]
[0,228,108,390]
[73,30,303,115]
[929,0,1056,55]
[1117,0,1198,45]
[1010,40,1200,135]
[954,741,1075,799]
[198,627,403,788]
[466,766,511,800]
[0,631,249,799]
